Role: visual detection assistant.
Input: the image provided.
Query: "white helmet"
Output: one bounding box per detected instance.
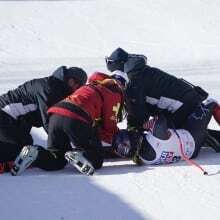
[110,70,129,86]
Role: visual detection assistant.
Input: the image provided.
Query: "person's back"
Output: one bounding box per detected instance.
[125,58,197,98]
[0,66,87,131]
[125,56,208,129]
[50,72,124,144]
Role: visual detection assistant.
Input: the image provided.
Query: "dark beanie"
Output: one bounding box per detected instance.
[106,48,129,72]
[65,67,87,85]
[108,48,129,62]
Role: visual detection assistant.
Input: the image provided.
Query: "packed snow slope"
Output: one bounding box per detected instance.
[0,1,220,220]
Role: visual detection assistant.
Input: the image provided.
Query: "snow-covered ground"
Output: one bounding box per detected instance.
[0,1,220,219]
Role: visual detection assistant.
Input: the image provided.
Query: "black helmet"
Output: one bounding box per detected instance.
[105,48,129,72]
[65,67,87,86]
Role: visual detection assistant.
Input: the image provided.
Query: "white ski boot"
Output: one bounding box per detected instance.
[11,145,39,176]
[65,150,94,176]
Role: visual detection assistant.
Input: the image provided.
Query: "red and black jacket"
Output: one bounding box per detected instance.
[48,72,124,144]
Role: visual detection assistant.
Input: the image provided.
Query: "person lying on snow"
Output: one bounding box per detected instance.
[112,99,220,171]
[10,70,128,176]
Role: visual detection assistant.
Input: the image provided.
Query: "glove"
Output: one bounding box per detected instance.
[132,153,143,166]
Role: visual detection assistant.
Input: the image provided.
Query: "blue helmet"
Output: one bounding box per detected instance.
[112,129,142,158]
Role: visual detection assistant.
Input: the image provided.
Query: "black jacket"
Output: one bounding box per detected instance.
[125,57,208,129]
[0,66,72,132]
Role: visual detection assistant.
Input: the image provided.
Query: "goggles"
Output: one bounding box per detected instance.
[105,56,115,65]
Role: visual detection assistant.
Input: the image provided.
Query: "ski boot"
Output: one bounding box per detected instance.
[65,150,94,176]
[11,145,39,176]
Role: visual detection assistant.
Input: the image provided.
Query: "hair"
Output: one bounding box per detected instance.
[65,67,87,86]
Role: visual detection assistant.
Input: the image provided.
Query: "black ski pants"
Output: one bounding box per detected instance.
[144,102,216,160]
[34,114,103,171]
[0,110,33,163]
[183,102,216,158]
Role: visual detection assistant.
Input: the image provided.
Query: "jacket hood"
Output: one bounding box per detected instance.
[108,47,129,62]
[52,66,66,81]
[51,66,87,86]
[124,57,146,76]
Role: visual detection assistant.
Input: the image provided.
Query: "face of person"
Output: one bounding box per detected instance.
[67,78,81,92]
[105,57,125,72]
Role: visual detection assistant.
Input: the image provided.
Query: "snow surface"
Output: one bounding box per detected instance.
[0,1,220,220]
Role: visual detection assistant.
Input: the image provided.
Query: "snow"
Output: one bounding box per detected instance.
[0,0,220,220]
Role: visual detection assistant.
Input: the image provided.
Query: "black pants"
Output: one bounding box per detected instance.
[34,114,103,171]
[183,102,216,158]
[171,90,205,128]
[205,129,220,152]
[145,102,216,160]
[207,129,220,143]
[0,110,33,163]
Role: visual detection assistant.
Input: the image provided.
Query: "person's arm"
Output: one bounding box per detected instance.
[126,83,150,131]
[35,80,54,133]
[37,77,69,133]
[38,98,50,132]
[144,114,170,140]
[19,78,50,132]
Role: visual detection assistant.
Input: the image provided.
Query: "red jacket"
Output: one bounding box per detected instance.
[48,72,124,144]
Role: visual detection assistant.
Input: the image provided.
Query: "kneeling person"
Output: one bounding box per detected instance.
[12,71,127,176]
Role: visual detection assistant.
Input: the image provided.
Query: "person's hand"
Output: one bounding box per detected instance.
[142,117,158,130]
